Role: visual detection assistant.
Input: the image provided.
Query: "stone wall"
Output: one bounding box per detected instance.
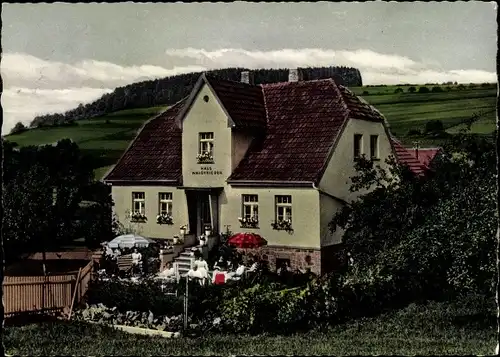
[237,246,321,275]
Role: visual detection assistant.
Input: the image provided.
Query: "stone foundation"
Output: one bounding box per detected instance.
[236,243,346,275]
[236,246,321,275]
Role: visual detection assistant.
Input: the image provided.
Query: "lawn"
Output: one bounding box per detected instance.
[4,106,167,180]
[350,85,497,138]
[4,297,496,356]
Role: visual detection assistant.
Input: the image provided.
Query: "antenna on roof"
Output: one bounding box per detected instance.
[412,140,421,160]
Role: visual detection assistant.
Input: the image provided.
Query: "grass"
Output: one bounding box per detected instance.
[4,106,167,180]
[4,84,497,179]
[4,296,496,356]
[350,85,497,138]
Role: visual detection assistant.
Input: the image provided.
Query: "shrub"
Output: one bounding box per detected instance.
[394,88,404,94]
[431,86,444,93]
[406,129,421,137]
[9,122,27,135]
[407,86,416,93]
[362,90,369,96]
[87,278,183,316]
[418,86,430,93]
[424,119,444,134]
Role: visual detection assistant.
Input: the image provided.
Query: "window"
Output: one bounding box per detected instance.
[158,192,173,215]
[354,134,363,159]
[370,135,379,159]
[275,195,292,223]
[198,132,214,163]
[240,195,259,227]
[132,192,145,214]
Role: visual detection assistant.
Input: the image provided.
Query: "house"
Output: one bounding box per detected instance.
[391,138,443,174]
[104,69,428,274]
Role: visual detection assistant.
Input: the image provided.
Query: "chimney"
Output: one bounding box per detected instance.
[241,71,253,84]
[288,68,303,82]
[413,141,420,160]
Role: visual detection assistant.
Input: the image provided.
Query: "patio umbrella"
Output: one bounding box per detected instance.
[227,233,267,249]
[107,234,155,249]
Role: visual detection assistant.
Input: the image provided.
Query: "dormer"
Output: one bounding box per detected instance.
[174,73,266,188]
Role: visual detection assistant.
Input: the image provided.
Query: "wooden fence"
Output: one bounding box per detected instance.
[3,260,93,316]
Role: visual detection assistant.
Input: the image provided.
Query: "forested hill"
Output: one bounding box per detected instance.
[28,66,362,129]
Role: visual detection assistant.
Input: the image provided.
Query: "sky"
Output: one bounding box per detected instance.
[1,2,497,133]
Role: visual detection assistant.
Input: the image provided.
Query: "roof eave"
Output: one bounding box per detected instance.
[227,180,315,188]
[104,179,180,186]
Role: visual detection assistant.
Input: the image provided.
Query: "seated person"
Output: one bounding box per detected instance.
[213,257,226,271]
[131,248,143,274]
[194,256,209,280]
[248,259,259,272]
[186,265,205,286]
[158,262,176,278]
[227,262,246,280]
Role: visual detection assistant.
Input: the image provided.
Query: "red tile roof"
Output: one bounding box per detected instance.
[407,148,441,167]
[337,85,385,122]
[228,80,351,182]
[207,78,267,129]
[390,138,428,176]
[104,99,185,183]
[105,75,390,184]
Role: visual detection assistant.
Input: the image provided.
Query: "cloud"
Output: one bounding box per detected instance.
[1,53,205,133]
[1,52,206,90]
[2,87,113,134]
[1,49,496,134]
[165,47,496,83]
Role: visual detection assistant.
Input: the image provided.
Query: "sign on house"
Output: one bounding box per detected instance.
[191,166,223,175]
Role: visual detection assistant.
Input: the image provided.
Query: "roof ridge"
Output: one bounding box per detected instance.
[261,78,334,88]
[204,74,260,88]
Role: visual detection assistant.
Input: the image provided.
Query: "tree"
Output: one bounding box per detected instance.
[330,133,496,296]
[407,86,416,93]
[3,164,54,261]
[394,88,404,94]
[418,86,430,93]
[77,182,116,248]
[431,86,444,93]
[3,139,95,259]
[9,122,27,135]
[424,120,444,134]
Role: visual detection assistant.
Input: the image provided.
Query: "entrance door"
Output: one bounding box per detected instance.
[186,192,198,235]
[200,194,211,234]
[185,190,219,237]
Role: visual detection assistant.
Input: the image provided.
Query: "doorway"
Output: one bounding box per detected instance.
[185,190,219,237]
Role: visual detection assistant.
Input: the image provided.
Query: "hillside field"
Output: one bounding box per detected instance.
[5,84,497,180]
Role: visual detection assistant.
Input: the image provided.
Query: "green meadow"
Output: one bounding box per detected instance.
[5,106,168,180]
[5,84,497,180]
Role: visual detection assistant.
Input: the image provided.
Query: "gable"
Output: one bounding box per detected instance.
[318,117,393,201]
[176,75,235,129]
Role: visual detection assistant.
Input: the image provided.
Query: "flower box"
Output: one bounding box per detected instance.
[271,220,293,231]
[238,216,259,228]
[130,212,147,222]
[156,214,173,225]
[196,152,214,164]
